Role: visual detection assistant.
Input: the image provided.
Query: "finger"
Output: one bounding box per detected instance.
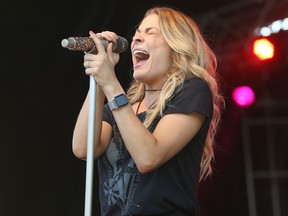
[83,61,89,68]
[89,31,106,53]
[106,42,113,53]
[85,67,94,76]
[97,31,118,43]
[106,42,115,59]
[84,53,95,61]
[83,59,96,68]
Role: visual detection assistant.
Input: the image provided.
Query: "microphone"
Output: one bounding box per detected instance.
[61,36,128,54]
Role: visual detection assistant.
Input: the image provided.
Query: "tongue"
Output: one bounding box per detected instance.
[135,52,149,60]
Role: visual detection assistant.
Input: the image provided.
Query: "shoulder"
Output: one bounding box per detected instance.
[171,77,212,102]
[165,78,213,118]
[182,77,211,93]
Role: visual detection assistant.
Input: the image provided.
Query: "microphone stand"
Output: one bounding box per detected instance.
[84,76,97,216]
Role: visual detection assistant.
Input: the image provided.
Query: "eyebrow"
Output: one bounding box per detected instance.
[136,27,160,33]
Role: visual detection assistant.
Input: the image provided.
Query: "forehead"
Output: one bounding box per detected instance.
[139,14,160,29]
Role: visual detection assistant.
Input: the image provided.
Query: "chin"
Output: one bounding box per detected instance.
[133,72,141,81]
[133,68,143,77]
[133,72,146,83]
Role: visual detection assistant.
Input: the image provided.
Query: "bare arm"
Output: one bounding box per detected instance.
[72,86,112,160]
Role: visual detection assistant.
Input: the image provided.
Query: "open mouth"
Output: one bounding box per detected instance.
[133,50,150,64]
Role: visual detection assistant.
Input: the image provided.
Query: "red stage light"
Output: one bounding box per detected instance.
[253,38,274,60]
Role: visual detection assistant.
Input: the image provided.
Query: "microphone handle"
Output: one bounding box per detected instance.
[61,37,98,52]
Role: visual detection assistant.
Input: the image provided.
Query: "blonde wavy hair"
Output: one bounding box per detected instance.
[127,7,224,180]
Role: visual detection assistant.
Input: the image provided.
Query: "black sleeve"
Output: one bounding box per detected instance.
[102,104,113,125]
[164,78,213,119]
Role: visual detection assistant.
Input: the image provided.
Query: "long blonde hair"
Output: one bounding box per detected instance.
[127,7,224,180]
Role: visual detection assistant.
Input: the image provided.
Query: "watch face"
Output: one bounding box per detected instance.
[116,94,129,106]
[108,94,129,110]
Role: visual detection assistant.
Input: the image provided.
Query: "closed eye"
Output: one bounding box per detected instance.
[135,27,161,35]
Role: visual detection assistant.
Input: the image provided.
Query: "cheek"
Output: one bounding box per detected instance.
[155,43,172,60]
[153,50,172,71]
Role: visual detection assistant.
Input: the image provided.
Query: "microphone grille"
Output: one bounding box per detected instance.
[114,37,128,53]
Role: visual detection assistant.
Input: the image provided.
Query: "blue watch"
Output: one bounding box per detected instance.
[108,94,129,111]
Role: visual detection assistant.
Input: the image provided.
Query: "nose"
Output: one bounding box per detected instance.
[132,31,143,43]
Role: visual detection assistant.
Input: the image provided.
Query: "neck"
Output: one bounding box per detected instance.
[136,90,160,114]
[144,90,160,107]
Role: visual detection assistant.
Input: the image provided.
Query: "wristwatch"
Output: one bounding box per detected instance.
[108,94,129,111]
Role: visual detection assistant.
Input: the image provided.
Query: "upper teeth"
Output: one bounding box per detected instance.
[133,50,149,55]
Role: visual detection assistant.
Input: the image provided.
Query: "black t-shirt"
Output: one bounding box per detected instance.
[98,78,213,216]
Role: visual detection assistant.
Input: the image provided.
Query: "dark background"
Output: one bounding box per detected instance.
[1,0,287,215]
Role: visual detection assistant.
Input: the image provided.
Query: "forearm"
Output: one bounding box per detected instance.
[111,103,205,173]
[100,83,158,171]
[72,86,105,159]
[111,105,159,172]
